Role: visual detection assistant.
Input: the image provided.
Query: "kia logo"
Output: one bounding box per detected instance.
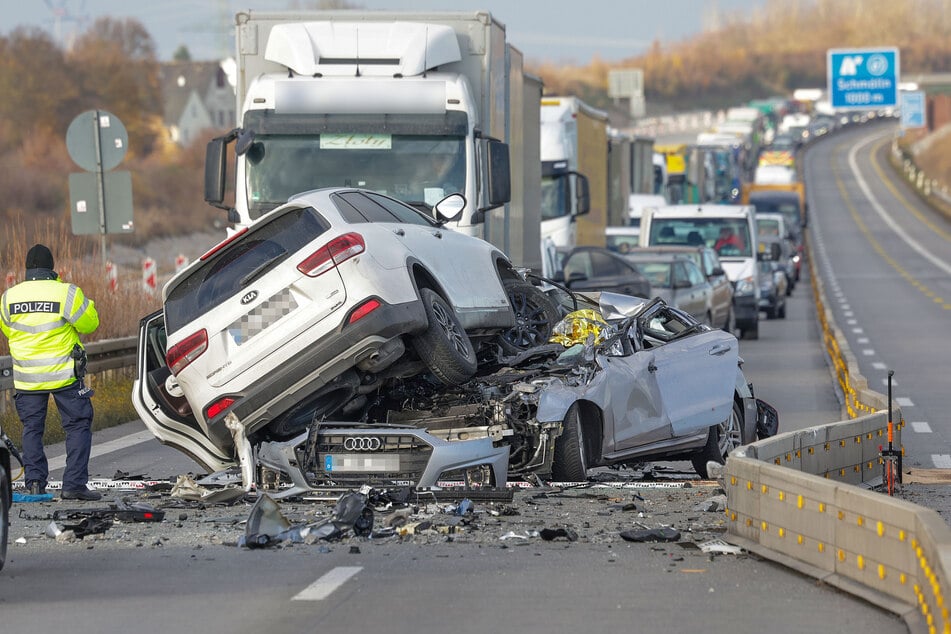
[343,436,383,451]
[240,290,258,305]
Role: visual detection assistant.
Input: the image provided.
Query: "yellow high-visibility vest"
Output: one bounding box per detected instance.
[0,278,99,391]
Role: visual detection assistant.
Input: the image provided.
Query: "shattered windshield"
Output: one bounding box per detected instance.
[245,135,466,218]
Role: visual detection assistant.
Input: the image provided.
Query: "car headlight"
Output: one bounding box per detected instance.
[734,276,756,296]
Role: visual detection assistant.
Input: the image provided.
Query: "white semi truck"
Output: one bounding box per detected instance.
[204,10,542,272]
[538,96,605,276]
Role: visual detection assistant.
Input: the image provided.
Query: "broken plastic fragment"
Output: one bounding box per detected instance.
[698,539,744,555]
[619,527,681,542]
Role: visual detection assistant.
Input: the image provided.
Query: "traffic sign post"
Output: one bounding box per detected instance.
[901,90,926,129]
[66,110,134,268]
[827,47,900,110]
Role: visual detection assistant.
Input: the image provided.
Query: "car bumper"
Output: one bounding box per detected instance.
[256,424,510,497]
[204,298,429,447]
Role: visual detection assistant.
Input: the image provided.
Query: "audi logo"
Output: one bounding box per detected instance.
[343,436,383,451]
[240,290,259,305]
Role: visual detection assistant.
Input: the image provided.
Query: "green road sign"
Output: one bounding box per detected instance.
[69,171,134,235]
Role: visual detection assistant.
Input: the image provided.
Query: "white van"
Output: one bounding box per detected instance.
[639,204,760,339]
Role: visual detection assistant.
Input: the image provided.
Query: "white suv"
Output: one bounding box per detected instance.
[134,187,557,472]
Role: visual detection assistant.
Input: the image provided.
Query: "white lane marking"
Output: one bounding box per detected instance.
[48,430,156,472]
[872,362,887,370]
[857,337,869,344]
[852,328,864,334]
[896,397,915,407]
[843,311,854,318]
[847,319,858,325]
[911,422,932,433]
[932,455,951,469]
[862,349,875,356]
[850,136,951,276]
[292,567,363,601]
[882,377,897,386]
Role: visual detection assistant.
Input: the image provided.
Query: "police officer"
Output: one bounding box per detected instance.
[0,244,101,500]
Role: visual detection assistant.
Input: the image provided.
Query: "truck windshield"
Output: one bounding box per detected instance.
[649,217,753,258]
[541,173,570,220]
[245,136,465,219]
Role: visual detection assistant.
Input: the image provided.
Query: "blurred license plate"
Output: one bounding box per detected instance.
[324,454,399,473]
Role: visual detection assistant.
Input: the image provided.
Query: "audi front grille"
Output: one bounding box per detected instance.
[312,432,434,485]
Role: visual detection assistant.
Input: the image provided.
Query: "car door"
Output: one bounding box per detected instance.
[131,310,235,473]
[642,308,737,437]
[702,249,732,327]
[671,261,705,321]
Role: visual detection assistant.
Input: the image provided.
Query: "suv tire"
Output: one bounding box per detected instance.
[413,288,477,385]
[499,278,560,354]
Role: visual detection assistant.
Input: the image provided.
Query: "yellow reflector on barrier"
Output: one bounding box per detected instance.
[878,521,885,537]
[879,564,886,579]
[857,555,865,570]
[838,549,846,562]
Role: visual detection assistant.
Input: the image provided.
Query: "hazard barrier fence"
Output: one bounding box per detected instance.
[725,232,946,633]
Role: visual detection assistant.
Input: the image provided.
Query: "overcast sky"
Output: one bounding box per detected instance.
[7,0,764,64]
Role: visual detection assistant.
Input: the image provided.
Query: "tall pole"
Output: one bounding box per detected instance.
[92,110,108,269]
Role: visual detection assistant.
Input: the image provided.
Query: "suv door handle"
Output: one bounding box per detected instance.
[431,231,443,239]
[394,228,405,236]
[709,344,731,356]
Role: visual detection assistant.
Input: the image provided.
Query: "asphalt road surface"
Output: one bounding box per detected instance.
[0,122,921,634]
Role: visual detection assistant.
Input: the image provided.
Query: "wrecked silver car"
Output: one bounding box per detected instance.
[135,284,776,496]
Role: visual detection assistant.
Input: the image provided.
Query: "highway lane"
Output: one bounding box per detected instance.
[1,123,918,632]
[805,120,951,470]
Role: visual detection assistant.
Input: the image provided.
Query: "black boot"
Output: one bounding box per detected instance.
[28,481,47,495]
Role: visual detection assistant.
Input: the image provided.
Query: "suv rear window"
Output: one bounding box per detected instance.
[164,207,330,334]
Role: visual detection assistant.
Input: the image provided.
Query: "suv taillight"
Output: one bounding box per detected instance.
[166,329,208,375]
[297,232,365,277]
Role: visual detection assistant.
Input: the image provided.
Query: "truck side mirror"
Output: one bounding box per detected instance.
[205,136,228,206]
[574,172,590,216]
[486,139,511,208]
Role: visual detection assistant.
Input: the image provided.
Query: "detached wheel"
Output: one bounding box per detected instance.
[552,405,588,482]
[0,465,8,572]
[412,288,477,385]
[499,278,561,354]
[691,399,744,479]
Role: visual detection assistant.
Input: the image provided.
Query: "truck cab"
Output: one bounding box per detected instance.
[204,11,542,273]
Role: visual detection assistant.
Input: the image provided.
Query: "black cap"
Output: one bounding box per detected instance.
[26,244,54,271]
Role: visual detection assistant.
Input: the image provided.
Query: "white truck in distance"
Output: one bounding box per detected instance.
[539,96,604,276]
[205,10,543,273]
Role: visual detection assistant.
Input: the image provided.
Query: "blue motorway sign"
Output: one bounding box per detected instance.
[827,48,900,109]
[901,90,926,128]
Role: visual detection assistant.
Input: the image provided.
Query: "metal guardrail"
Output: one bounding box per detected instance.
[0,336,137,391]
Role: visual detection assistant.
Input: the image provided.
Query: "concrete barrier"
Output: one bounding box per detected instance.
[724,232,947,633]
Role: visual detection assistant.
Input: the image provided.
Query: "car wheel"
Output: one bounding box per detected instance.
[765,302,776,320]
[778,298,787,319]
[0,464,8,572]
[412,287,477,385]
[498,278,560,354]
[691,399,744,478]
[552,404,588,482]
